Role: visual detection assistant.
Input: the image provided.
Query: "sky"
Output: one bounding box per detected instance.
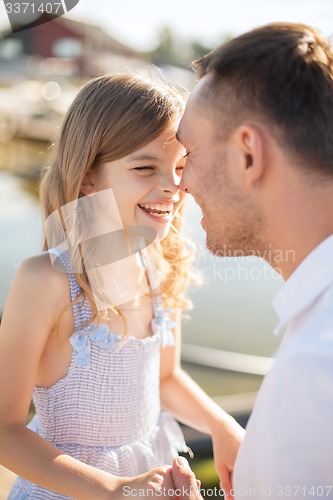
[0,0,333,51]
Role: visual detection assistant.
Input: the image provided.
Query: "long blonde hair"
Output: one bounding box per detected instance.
[40,74,196,326]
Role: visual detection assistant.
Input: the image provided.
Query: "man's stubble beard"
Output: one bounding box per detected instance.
[206,220,268,258]
[204,189,269,259]
[200,149,270,260]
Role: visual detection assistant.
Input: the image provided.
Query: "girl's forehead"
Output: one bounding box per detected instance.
[129,128,183,156]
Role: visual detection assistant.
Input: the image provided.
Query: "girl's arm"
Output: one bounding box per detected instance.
[0,256,178,499]
[160,310,245,498]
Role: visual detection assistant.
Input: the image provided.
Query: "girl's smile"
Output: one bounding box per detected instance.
[81,128,186,241]
[138,200,177,219]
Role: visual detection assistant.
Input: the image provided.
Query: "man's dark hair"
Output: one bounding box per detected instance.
[194,23,333,178]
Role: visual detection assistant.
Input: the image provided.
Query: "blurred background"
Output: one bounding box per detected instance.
[0,0,332,496]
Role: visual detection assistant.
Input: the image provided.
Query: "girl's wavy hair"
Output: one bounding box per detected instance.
[40,73,197,328]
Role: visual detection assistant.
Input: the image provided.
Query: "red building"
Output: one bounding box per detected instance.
[0,13,147,82]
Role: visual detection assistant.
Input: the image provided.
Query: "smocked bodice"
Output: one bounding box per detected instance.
[33,325,163,447]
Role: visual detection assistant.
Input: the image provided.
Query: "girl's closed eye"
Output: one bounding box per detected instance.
[133,166,155,172]
[133,165,184,174]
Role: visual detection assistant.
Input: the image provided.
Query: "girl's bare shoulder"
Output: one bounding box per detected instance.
[11,253,70,314]
[19,252,67,284]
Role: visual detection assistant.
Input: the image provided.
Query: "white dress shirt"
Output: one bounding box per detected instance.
[233,235,333,499]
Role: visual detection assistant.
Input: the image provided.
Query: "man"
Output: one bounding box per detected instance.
[176,22,333,498]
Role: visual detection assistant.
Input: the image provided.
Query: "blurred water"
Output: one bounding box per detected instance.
[0,171,41,309]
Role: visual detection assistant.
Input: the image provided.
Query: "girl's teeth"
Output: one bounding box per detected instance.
[150,212,169,218]
[139,204,172,218]
[142,203,173,211]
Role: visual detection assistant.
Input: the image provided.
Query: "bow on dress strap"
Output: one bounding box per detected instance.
[70,323,120,368]
[152,309,176,347]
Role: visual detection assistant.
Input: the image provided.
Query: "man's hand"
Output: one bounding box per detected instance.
[211,415,245,498]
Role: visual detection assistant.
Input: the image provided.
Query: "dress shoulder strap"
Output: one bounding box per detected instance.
[46,248,92,329]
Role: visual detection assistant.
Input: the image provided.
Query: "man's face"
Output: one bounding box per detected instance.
[178,76,265,257]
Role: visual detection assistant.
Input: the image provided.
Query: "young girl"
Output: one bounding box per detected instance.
[0,74,244,499]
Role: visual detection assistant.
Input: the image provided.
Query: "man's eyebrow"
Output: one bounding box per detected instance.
[127,153,160,162]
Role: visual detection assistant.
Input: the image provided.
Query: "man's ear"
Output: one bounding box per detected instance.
[80,171,96,196]
[235,124,265,189]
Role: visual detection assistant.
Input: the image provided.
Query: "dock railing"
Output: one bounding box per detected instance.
[180,343,273,456]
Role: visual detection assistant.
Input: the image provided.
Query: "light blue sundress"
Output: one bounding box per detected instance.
[8,249,189,499]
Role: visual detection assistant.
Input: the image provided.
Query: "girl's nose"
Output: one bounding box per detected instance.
[179,173,190,194]
[160,174,180,194]
[162,185,179,194]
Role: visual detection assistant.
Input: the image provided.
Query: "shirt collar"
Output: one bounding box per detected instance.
[272,234,333,335]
